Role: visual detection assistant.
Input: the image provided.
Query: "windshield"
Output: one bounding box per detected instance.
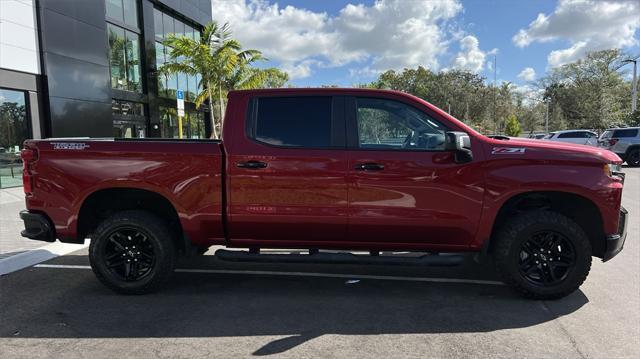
[599,130,613,140]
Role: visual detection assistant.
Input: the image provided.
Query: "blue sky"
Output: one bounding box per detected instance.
[212,0,640,89]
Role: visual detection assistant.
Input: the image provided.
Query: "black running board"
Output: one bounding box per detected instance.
[215,250,464,267]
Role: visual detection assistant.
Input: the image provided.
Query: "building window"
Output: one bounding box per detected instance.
[154,8,201,102]
[0,88,30,188]
[108,24,142,92]
[160,107,206,139]
[112,99,144,116]
[106,0,139,28]
[112,99,146,138]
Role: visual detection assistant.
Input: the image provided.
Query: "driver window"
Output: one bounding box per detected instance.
[356,97,447,151]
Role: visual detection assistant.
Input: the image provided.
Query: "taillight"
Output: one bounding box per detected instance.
[608,139,619,146]
[21,148,37,194]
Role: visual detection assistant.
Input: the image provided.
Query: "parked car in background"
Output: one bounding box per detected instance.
[528,133,546,139]
[543,130,598,146]
[598,127,640,167]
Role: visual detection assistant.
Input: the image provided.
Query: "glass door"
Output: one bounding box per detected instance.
[0,88,31,188]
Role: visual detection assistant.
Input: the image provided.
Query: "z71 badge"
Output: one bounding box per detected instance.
[51,142,90,150]
[492,147,526,154]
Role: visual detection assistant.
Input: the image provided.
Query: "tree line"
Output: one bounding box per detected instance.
[161,21,638,138]
[362,49,638,136]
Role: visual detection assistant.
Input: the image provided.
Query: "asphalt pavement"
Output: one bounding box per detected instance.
[0,168,638,358]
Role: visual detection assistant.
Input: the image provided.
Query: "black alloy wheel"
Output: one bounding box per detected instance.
[518,231,576,286]
[103,228,156,281]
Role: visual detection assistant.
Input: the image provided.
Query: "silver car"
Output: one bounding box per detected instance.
[543,130,598,146]
[598,127,640,167]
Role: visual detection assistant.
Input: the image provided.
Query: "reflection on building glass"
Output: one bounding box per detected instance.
[0,88,30,188]
[112,99,144,116]
[155,8,200,101]
[108,24,142,92]
[160,107,206,139]
[112,99,145,138]
[106,0,139,28]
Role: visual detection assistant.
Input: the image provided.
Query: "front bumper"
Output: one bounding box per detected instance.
[20,210,55,242]
[603,206,628,262]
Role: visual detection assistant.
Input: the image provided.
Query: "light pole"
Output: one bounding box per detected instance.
[622,58,638,112]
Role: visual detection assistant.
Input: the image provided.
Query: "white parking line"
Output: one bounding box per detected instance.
[0,241,89,276]
[34,264,504,286]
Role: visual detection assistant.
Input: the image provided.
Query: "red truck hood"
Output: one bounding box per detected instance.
[483,137,622,164]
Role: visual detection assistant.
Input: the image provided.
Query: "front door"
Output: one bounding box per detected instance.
[346,96,484,248]
[226,95,349,243]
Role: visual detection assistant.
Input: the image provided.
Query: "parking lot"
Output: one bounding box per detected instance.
[0,168,638,358]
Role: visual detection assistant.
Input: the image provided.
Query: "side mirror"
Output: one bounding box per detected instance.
[445,131,473,163]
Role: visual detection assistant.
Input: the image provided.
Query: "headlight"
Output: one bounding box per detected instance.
[604,163,623,177]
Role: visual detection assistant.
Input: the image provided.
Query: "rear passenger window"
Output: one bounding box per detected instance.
[254,97,332,147]
[612,129,638,138]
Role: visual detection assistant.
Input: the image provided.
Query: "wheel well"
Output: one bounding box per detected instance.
[489,191,605,257]
[77,188,186,253]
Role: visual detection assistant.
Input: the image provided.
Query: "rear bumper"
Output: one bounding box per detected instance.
[20,210,55,242]
[603,207,628,262]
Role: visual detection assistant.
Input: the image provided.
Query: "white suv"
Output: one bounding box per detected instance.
[598,127,640,167]
[543,130,598,146]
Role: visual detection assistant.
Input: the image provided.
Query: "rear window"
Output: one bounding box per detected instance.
[612,129,638,138]
[254,97,332,147]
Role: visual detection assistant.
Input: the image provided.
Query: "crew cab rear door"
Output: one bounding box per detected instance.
[344,96,484,247]
[225,95,349,243]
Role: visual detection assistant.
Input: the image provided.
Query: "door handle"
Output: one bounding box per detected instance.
[354,162,384,171]
[236,160,268,169]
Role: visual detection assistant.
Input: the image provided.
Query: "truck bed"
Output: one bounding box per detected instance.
[23,138,225,247]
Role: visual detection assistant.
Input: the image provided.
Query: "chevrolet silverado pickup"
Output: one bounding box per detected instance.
[20,88,628,299]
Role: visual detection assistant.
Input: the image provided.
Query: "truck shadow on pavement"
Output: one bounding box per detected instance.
[0,254,589,356]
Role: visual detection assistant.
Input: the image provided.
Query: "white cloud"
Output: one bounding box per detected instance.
[513,83,544,106]
[517,67,536,81]
[280,60,319,79]
[513,0,640,67]
[212,0,463,79]
[450,35,487,73]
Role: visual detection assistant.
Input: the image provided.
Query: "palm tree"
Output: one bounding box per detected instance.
[161,21,279,138]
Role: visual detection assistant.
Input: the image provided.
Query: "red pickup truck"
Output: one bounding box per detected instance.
[20,88,627,299]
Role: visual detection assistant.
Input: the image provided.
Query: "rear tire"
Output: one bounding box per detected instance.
[89,210,176,294]
[494,211,591,300]
[626,149,640,167]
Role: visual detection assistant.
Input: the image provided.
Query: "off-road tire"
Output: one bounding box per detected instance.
[89,210,176,294]
[494,210,592,300]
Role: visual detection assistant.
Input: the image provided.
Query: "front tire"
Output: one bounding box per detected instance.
[494,211,592,300]
[89,210,176,294]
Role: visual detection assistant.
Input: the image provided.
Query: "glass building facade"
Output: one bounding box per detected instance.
[0,0,212,187]
[104,0,209,138]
